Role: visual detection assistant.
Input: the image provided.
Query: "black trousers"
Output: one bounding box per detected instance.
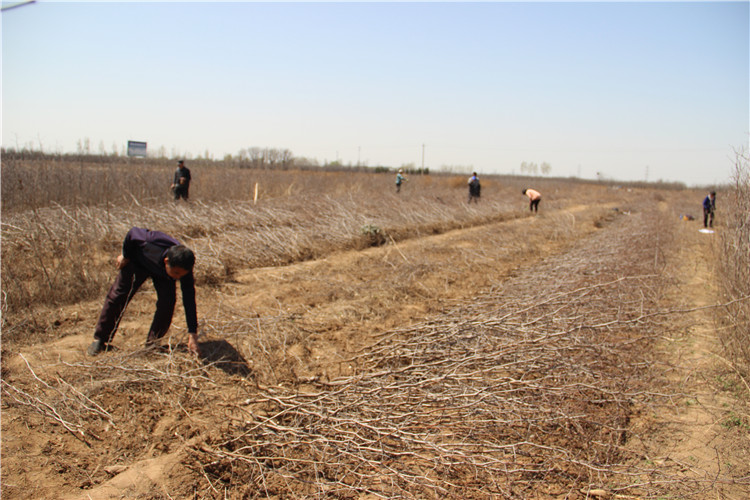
[174,185,189,200]
[703,207,714,228]
[94,263,176,344]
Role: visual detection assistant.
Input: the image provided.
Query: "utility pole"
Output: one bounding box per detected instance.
[421,143,425,171]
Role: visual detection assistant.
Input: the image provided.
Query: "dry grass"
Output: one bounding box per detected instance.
[718,150,750,376]
[6,155,742,498]
[5,201,734,498]
[0,155,609,345]
[181,206,682,499]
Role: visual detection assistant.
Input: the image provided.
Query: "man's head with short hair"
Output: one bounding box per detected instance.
[165,245,195,279]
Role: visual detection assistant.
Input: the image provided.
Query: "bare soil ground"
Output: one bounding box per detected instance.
[623,218,750,498]
[2,189,748,499]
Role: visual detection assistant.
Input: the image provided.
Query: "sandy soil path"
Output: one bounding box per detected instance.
[624,220,750,499]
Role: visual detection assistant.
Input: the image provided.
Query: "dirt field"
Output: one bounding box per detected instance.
[2,186,748,498]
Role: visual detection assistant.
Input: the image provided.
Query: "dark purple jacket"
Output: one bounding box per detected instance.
[703,195,715,212]
[122,227,197,333]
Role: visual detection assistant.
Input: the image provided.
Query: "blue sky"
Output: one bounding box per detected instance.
[2,1,748,185]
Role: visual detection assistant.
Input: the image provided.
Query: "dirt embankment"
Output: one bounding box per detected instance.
[2,189,748,499]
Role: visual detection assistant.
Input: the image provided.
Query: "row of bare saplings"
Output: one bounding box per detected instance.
[183,209,702,498]
[1,156,353,212]
[718,151,750,377]
[2,158,569,336]
[1,199,728,497]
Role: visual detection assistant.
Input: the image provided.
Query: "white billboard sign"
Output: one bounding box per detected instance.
[127,141,147,157]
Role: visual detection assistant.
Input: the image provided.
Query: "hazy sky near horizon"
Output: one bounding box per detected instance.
[2,1,748,186]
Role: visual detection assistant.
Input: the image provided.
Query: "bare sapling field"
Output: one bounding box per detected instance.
[718,150,750,376]
[1,155,748,499]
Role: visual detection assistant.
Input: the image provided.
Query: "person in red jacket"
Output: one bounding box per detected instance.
[523,188,542,213]
[88,227,200,357]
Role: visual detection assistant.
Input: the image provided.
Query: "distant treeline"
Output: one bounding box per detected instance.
[3,147,705,190]
[0,147,412,174]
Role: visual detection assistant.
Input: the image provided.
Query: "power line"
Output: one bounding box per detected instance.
[1,1,36,12]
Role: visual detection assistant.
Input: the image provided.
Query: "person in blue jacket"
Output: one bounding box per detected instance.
[88,227,200,357]
[702,191,716,228]
[395,169,407,193]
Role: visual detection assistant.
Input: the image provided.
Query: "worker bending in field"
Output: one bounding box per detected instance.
[88,227,201,357]
[522,188,542,213]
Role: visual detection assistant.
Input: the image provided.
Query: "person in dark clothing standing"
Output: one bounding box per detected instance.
[171,160,191,200]
[88,227,201,357]
[468,172,481,203]
[702,191,716,228]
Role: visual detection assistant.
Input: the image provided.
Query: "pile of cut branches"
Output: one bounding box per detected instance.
[184,208,703,498]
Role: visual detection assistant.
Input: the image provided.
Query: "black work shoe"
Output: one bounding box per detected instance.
[87,339,107,356]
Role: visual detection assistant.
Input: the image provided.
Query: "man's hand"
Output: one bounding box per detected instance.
[187,332,201,357]
[115,255,130,269]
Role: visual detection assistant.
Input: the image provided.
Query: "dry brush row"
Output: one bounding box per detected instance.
[1,170,591,342]
[718,150,750,376]
[179,208,720,498]
[3,199,737,498]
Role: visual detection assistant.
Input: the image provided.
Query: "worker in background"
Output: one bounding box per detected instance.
[468,172,481,203]
[702,191,716,228]
[523,188,542,213]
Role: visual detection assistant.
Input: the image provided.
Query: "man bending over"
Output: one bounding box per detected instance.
[88,227,200,357]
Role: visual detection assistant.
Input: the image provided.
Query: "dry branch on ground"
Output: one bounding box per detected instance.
[176,208,741,498]
[3,164,744,499]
